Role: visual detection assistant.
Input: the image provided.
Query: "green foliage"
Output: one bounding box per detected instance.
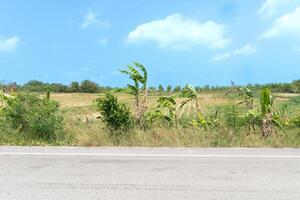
[3,93,64,140]
[292,80,300,93]
[180,84,201,113]
[260,88,273,116]
[158,84,164,92]
[242,88,286,137]
[238,87,254,107]
[120,62,148,123]
[180,84,197,99]
[173,86,181,93]
[70,82,80,92]
[0,116,19,144]
[96,93,133,132]
[190,111,219,130]
[166,85,172,93]
[147,96,178,127]
[80,80,99,93]
[22,80,48,92]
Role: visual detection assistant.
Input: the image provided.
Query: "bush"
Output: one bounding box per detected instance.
[96,93,133,132]
[3,93,64,140]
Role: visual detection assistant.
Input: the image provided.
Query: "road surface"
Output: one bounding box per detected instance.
[0,147,299,200]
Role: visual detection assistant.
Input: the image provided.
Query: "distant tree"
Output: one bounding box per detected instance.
[69,82,80,93]
[204,85,210,91]
[292,80,300,93]
[149,86,156,93]
[80,80,99,93]
[23,80,47,92]
[166,85,172,93]
[173,86,181,93]
[50,83,68,93]
[195,86,202,92]
[279,84,295,93]
[158,84,164,92]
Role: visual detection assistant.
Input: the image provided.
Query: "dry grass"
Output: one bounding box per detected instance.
[52,92,234,120]
[50,93,99,108]
[50,92,300,147]
[69,121,300,147]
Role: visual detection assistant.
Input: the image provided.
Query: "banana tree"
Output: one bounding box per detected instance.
[238,87,254,108]
[147,96,179,127]
[190,111,219,131]
[180,84,201,113]
[245,88,284,137]
[120,62,148,123]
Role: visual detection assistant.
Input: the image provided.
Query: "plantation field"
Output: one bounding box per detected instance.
[48,92,300,147]
[51,92,233,120]
[51,92,300,120]
[1,88,299,147]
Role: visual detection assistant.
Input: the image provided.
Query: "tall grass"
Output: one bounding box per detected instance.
[70,122,300,147]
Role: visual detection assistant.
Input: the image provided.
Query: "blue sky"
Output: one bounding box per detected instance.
[1,0,300,87]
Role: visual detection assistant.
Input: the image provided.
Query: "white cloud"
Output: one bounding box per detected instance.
[97,38,108,46]
[126,14,230,50]
[261,6,300,38]
[81,9,110,30]
[258,0,300,18]
[211,43,257,62]
[0,36,20,52]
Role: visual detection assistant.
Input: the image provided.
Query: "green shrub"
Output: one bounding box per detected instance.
[96,93,133,132]
[4,93,64,140]
[0,116,18,144]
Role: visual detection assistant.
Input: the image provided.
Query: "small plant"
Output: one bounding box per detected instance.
[96,93,133,132]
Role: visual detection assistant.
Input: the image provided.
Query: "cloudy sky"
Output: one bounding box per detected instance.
[1,0,300,87]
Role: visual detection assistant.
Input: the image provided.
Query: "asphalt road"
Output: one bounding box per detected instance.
[0,147,299,200]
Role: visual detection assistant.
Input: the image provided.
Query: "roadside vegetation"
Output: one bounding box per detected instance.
[0,63,300,147]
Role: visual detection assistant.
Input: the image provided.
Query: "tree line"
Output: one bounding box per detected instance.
[1,78,300,94]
